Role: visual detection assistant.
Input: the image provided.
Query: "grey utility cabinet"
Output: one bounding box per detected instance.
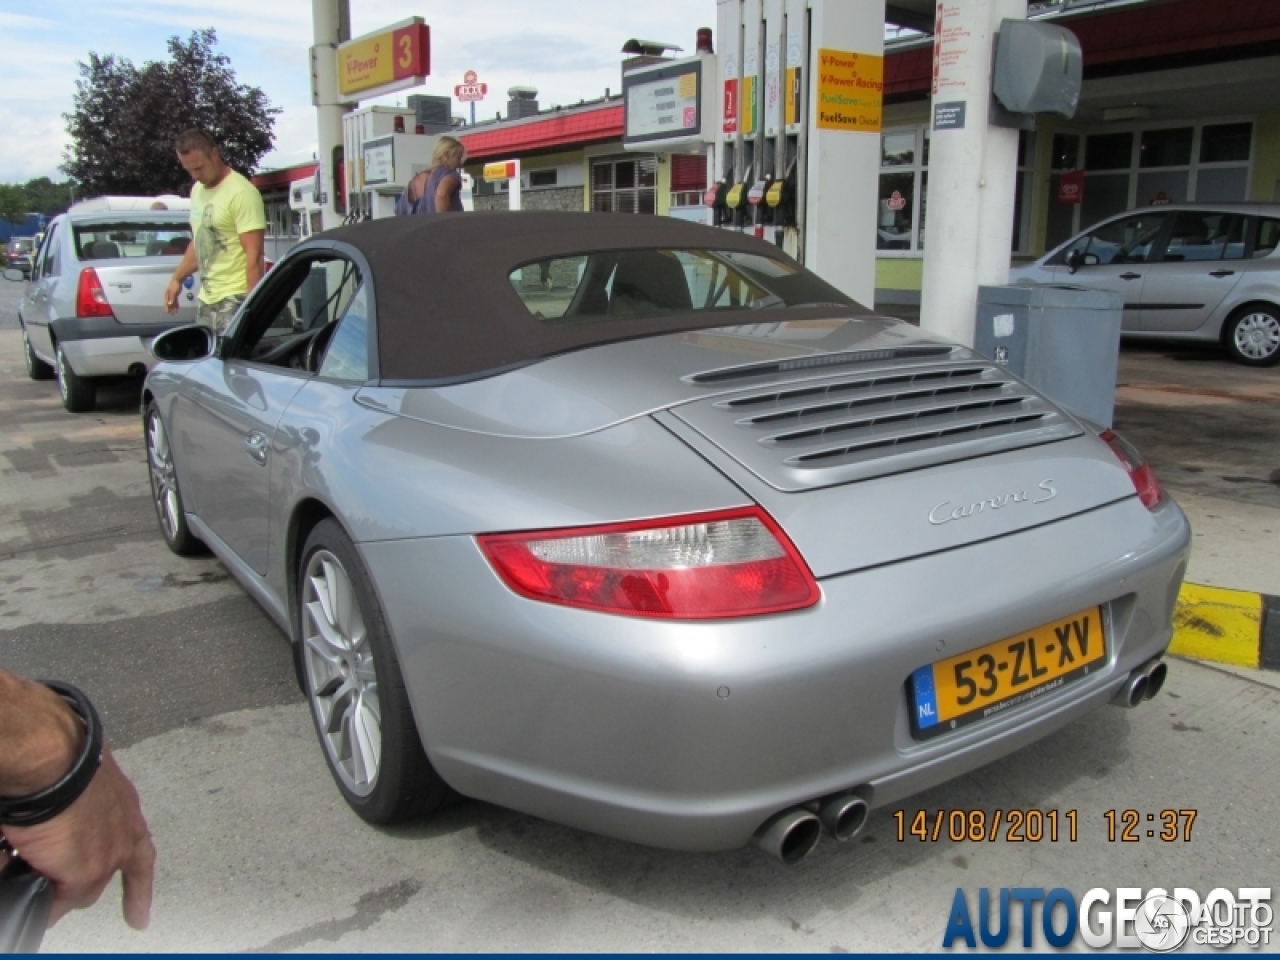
[974,283,1124,427]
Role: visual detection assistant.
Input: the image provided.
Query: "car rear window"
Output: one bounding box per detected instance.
[73,221,193,261]
[8,239,33,253]
[507,248,853,324]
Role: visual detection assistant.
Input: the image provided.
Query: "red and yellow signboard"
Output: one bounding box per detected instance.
[337,18,430,102]
[815,48,883,132]
[483,161,518,182]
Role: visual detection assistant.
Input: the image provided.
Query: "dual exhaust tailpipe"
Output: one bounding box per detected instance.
[758,660,1169,862]
[754,791,869,864]
[1112,658,1168,709]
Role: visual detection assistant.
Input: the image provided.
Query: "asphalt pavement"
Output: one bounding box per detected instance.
[1,282,1277,951]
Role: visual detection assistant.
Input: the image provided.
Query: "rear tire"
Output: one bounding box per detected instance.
[1223,305,1280,366]
[23,327,54,380]
[298,518,450,824]
[55,344,96,412]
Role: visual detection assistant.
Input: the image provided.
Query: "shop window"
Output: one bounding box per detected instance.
[529,169,558,188]
[1012,131,1035,253]
[877,172,914,250]
[1200,123,1252,164]
[1051,133,1080,171]
[881,131,915,167]
[670,154,707,208]
[877,126,928,254]
[591,155,657,215]
[1138,127,1193,168]
[1085,133,1133,171]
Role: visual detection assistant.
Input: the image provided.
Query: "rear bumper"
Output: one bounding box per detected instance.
[362,494,1191,852]
[52,317,185,377]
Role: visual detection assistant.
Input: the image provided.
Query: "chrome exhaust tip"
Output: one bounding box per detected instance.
[1111,669,1148,709]
[818,793,869,842]
[754,808,823,864]
[1143,660,1168,700]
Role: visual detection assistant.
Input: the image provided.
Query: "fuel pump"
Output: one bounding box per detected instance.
[726,164,751,231]
[711,0,883,303]
[766,156,797,245]
[747,172,774,238]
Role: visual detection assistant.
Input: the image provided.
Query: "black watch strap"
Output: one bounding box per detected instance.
[0,682,103,827]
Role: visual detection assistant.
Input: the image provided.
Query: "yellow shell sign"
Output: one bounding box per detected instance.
[336,18,430,101]
[815,48,883,132]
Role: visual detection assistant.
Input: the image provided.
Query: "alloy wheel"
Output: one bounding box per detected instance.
[55,348,69,402]
[302,549,381,796]
[146,412,182,543]
[1232,311,1280,362]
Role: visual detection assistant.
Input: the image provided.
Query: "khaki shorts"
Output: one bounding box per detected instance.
[196,295,246,334]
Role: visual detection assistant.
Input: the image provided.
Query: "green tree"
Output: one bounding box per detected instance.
[62,29,280,196]
[21,178,76,217]
[0,184,26,225]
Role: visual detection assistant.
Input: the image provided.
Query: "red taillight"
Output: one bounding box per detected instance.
[478,507,820,619]
[76,267,114,318]
[1100,429,1162,509]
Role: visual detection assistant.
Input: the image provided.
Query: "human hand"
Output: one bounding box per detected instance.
[2,747,155,930]
[163,279,181,315]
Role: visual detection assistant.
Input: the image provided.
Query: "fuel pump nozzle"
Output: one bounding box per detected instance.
[767,157,799,244]
[725,164,752,231]
[747,173,774,238]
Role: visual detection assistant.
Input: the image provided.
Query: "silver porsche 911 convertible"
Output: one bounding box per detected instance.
[143,212,1190,863]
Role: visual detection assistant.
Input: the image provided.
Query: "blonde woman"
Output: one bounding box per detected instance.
[397,136,467,216]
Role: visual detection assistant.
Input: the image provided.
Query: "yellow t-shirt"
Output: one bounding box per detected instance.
[190,170,266,304]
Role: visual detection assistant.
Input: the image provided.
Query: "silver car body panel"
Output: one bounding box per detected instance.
[19,211,199,377]
[144,303,1191,852]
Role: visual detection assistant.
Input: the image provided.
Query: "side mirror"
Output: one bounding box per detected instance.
[1065,248,1083,274]
[151,325,215,363]
[3,268,25,282]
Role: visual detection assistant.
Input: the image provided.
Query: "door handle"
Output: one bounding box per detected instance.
[1209,270,1235,278]
[244,431,268,465]
[1119,272,1141,280]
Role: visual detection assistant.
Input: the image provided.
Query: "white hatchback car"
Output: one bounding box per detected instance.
[1010,203,1280,366]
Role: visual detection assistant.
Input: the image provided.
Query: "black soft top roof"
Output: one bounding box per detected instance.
[323,211,865,383]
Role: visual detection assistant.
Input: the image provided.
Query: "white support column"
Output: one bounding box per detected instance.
[802,0,885,307]
[919,0,1027,346]
[312,0,352,230]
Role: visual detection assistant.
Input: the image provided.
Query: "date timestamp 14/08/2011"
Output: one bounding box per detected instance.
[892,809,1198,843]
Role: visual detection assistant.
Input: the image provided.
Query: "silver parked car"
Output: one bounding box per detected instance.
[6,209,199,411]
[143,213,1190,862]
[1010,203,1280,365]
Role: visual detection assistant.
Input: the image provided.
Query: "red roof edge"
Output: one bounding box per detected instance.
[460,104,625,162]
[253,162,318,191]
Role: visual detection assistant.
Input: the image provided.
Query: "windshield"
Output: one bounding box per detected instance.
[73,220,193,261]
[508,248,853,324]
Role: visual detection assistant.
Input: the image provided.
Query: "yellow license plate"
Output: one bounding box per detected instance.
[910,607,1106,739]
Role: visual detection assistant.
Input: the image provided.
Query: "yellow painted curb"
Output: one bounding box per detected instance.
[1169,583,1263,669]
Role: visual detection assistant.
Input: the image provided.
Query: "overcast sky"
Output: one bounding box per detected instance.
[0,0,715,183]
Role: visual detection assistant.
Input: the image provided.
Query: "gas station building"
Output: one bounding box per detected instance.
[441,0,1280,309]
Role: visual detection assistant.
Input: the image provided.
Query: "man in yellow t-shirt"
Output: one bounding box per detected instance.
[164,129,266,334]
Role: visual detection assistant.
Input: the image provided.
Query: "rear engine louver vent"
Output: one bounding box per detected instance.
[672,360,1083,491]
[686,345,957,384]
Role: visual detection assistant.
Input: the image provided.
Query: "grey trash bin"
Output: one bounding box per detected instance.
[974,283,1124,428]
